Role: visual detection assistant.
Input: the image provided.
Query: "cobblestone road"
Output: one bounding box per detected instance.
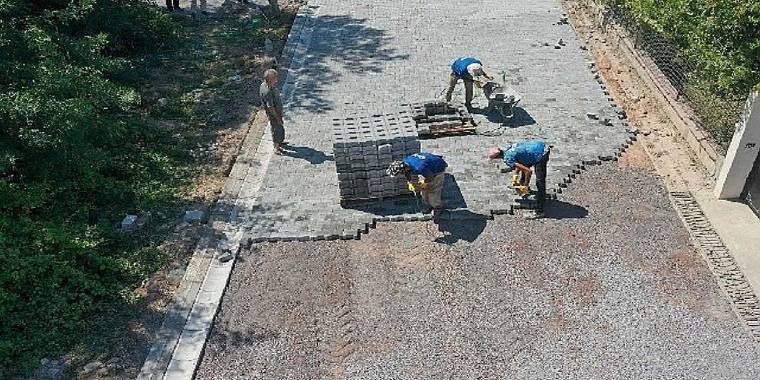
[197,149,760,379]
[235,0,632,240]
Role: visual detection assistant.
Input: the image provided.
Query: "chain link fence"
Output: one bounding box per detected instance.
[599,1,746,151]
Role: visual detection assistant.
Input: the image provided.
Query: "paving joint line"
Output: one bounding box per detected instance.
[669,191,760,340]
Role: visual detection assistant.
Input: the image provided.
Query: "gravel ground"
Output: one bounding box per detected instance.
[196,146,760,379]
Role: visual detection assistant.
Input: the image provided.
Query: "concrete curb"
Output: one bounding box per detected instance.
[136,1,319,377]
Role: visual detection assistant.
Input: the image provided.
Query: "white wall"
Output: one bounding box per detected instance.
[715,92,760,199]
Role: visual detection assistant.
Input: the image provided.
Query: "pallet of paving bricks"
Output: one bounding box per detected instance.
[332,112,421,203]
[407,101,476,137]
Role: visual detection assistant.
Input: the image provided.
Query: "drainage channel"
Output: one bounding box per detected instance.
[670,191,760,340]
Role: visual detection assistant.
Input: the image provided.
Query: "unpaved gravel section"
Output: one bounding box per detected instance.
[197,146,760,379]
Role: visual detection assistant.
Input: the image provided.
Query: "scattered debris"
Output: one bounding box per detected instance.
[36,358,67,380]
[264,38,274,55]
[157,98,168,107]
[558,15,569,25]
[121,214,139,231]
[81,361,103,375]
[585,112,599,120]
[184,210,205,224]
[557,38,566,46]
[218,250,235,263]
[228,74,242,82]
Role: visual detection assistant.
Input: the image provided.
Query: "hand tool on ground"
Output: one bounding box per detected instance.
[511,173,530,196]
[408,181,422,212]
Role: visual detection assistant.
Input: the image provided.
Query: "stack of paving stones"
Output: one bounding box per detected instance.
[332,112,421,202]
[408,101,475,136]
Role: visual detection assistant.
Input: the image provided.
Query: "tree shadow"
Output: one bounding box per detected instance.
[543,200,588,219]
[282,145,333,164]
[284,15,410,113]
[434,209,488,244]
[472,106,536,127]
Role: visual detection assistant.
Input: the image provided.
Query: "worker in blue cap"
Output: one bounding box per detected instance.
[445,56,494,108]
[387,152,448,213]
[488,140,551,215]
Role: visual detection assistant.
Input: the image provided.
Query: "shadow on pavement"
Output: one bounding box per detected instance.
[286,15,409,113]
[472,106,536,127]
[434,209,488,244]
[282,145,333,164]
[442,174,467,209]
[543,200,588,219]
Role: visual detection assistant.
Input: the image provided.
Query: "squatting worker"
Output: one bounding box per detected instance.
[445,56,494,108]
[488,140,551,214]
[260,69,286,155]
[387,152,448,213]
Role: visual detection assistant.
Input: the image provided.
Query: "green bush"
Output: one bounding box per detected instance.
[0,0,180,374]
[602,0,760,147]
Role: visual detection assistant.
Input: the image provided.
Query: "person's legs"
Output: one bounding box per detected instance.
[445,74,458,103]
[165,0,174,10]
[173,0,180,10]
[270,121,285,154]
[464,78,474,107]
[534,151,550,212]
[426,173,445,209]
[464,78,475,107]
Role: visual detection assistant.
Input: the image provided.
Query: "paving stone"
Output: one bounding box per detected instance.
[234,0,631,241]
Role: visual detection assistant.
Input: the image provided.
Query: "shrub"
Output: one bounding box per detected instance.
[0,0,179,374]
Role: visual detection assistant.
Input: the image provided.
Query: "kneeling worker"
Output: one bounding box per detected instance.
[445,56,494,108]
[387,152,448,213]
[488,140,551,214]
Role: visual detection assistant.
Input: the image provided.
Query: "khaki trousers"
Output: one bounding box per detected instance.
[445,74,474,106]
[420,173,445,209]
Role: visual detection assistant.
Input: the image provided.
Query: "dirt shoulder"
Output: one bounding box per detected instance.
[34,3,300,379]
[560,0,714,193]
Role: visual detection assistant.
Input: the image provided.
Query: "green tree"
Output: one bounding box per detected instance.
[0,0,177,374]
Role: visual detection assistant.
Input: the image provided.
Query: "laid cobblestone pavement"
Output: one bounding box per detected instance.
[197,153,760,379]
[238,0,632,240]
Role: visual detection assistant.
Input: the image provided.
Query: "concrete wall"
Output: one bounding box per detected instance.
[715,92,760,199]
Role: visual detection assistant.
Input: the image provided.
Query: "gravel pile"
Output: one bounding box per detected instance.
[197,160,760,379]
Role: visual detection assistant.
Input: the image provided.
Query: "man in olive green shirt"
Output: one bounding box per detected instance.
[260,69,285,154]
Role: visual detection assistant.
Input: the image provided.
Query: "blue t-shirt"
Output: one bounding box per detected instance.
[451,57,481,79]
[502,140,547,170]
[403,152,448,178]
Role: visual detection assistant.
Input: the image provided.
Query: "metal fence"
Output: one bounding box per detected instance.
[599,1,744,150]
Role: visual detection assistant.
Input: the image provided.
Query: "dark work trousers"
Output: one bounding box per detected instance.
[445,74,475,107]
[534,150,550,211]
[166,0,180,10]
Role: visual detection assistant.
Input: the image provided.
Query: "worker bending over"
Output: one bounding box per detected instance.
[387,152,448,213]
[445,56,494,108]
[488,140,551,214]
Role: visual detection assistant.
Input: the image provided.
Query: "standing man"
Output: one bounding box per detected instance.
[488,140,551,214]
[387,152,448,214]
[445,56,494,109]
[165,0,181,11]
[260,69,286,155]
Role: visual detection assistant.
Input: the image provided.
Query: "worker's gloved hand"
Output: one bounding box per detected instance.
[418,178,427,189]
[407,182,417,192]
